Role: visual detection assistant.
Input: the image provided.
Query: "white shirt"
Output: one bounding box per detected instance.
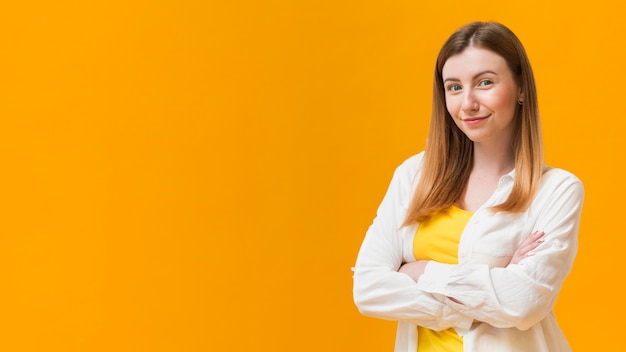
[352,152,584,352]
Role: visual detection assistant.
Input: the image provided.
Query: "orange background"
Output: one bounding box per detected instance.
[0,0,622,351]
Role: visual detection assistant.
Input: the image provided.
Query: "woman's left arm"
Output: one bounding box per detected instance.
[400,229,544,282]
[416,170,584,330]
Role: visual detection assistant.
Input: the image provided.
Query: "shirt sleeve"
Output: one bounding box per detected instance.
[352,155,474,331]
[416,170,584,330]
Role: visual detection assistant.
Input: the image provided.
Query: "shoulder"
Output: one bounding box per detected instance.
[383,152,425,199]
[394,151,425,176]
[535,166,584,202]
[541,166,583,189]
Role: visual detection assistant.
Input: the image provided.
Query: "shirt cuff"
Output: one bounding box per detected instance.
[417,261,454,295]
[418,262,474,330]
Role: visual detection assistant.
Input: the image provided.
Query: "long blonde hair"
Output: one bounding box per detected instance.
[404,22,543,225]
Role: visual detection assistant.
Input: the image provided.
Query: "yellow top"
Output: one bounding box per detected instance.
[413,206,473,352]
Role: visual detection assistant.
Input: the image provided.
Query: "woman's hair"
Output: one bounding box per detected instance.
[403,21,543,225]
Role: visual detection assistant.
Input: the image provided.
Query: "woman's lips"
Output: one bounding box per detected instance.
[462,115,489,126]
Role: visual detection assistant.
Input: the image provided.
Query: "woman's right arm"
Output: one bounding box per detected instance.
[415,171,584,330]
[352,155,473,331]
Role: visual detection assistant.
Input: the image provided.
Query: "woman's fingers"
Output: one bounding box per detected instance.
[510,230,545,265]
[522,230,545,254]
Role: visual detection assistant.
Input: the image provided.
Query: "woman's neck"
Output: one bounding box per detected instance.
[472,143,515,176]
[461,143,515,212]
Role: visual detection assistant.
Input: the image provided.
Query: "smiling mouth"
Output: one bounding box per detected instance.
[462,115,489,122]
[461,115,489,125]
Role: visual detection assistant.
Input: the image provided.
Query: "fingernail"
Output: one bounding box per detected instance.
[536,239,544,243]
[527,251,535,256]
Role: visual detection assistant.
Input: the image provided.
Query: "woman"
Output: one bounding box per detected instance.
[352,22,583,351]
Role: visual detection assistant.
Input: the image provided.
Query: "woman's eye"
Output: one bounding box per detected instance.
[478,79,493,87]
[447,84,462,92]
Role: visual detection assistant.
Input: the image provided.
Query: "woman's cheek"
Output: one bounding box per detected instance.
[445,100,458,119]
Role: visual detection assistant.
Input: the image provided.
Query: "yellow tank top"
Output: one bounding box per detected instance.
[413,206,473,352]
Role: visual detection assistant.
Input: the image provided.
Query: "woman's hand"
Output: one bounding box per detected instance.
[510,230,545,265]
[398,260,430,282]
[399,231,544,282]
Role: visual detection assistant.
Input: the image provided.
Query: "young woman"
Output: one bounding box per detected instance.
[352,22,583,351]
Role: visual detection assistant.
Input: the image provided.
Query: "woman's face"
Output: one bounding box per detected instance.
[442,46,522,147]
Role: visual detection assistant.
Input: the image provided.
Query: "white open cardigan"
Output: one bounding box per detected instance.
[353,152,583,352]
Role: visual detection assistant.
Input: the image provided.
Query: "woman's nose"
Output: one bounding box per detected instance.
[461,91,479,112]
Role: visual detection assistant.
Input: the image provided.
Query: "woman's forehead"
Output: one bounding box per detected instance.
[442,47,509,79]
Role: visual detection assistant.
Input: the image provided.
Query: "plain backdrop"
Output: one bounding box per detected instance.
[0,0,623,351]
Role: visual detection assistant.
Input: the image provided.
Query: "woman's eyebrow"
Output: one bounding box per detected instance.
[443,70,498,83]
